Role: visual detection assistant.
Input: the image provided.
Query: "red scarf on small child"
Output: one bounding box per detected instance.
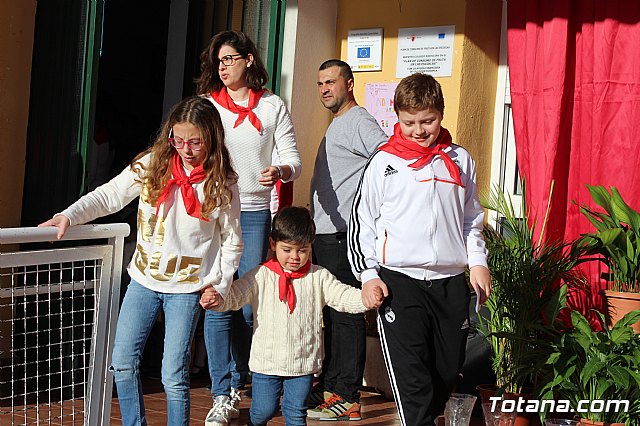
[262,257,312,314]
[155,153,209,221]
[210,87,265,133]
[379,123,462,186]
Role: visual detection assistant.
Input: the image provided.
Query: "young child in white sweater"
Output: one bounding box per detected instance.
[200,207,386,425]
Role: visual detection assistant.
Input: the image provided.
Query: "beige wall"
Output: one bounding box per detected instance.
[0,1,36,228]
[331,0,502,193]
[336,0,466,136]
[282,0,338,207]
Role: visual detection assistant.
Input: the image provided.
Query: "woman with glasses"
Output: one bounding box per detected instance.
[196,30,302,426]
[39,96,243,426]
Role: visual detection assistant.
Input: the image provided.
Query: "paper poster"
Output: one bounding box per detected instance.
[347,28,383,72]
[396,26,455,78]
[364,82,399,136]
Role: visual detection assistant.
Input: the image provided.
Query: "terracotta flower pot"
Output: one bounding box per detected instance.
[475,384,542,426]
[603,290,640,333]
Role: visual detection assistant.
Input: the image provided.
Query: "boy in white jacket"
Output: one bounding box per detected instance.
[200,207,385,425]
[348,73,492,426]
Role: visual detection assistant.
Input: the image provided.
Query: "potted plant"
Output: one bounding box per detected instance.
[575,184,640,332]
[535,309,640,426]
[478,183,588,417]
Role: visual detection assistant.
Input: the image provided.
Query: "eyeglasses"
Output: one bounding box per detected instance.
[218,54,245,66]
[168,129,203,151]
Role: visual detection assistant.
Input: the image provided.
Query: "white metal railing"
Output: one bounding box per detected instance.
[0,223,130,426]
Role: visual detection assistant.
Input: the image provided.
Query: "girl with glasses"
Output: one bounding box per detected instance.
[39,96,243,426]
[196,30,302,426]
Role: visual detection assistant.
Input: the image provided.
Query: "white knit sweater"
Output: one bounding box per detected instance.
[204,91,302,211]
[216,263,367,376]
[60,153,243,296]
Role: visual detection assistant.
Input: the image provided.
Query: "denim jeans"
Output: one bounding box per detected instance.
[110,280,201,426]
[205,209,270,396]
[248,373,313,426]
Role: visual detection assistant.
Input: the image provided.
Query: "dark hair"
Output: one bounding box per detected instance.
[196,30,269,94]
[319,59,354,82]
[394,73,445,116]
[270,207,316,245]
[131,96,236,216]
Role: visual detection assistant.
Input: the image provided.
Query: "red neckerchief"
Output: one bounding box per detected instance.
[155,152,209,221]
[210,87,265,133]
[262,257,312,314]
[379,123,462,186]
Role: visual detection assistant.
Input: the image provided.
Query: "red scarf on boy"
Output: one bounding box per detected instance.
[210,87,265,133]
[156,152,208,221]
[379,123,462,186]
[262,257,312,314]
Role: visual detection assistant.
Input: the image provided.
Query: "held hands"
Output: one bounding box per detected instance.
[259,166,281,187]
[470,265,492,310]
[37,214,71,240]
[200,286,222,309]
[362,278,389,309]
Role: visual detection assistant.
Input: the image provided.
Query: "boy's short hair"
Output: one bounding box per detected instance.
[271,207,316,245]
[394,73,445,116]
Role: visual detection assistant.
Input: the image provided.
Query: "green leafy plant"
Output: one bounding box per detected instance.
[575,184,640,293]
[537,309,640,425]
[480,182,588,394]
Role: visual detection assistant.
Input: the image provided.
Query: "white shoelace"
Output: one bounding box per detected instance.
[212,396,231,417]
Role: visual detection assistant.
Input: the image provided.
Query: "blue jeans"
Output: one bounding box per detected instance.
[248,373,313,426]
[205,209,270,396]
[110,280,201,426]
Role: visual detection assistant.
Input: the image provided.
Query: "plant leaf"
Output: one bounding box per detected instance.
[579,358,605,385]
[611,187,640,232]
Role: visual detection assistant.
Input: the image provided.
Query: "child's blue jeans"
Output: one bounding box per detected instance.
[248,372,314,426]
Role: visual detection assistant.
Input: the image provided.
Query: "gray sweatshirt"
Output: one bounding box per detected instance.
[310,106,388,234]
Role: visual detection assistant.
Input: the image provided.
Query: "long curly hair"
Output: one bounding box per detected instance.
[130,96,236,217]
[195,30,269,94]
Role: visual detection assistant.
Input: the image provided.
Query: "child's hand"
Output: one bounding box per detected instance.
[362,279,388,309]
[38,214,71,240]
[200,286,221,309]
[470,265,491,310]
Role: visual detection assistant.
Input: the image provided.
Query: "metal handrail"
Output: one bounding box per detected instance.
[0,223,130,244]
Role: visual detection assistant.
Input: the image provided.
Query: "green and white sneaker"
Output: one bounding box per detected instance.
[307,392,362,421]
[307,387,332,409]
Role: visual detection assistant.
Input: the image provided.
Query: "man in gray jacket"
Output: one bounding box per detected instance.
[307,59,388,421]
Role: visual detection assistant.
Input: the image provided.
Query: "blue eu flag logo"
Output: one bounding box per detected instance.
[357,47,371,58]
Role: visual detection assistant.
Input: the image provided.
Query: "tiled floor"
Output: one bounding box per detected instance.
[110,375,402,425]
[109,376,486,425]
[0,375,486,425]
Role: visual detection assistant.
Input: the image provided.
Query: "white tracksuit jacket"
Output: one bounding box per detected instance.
[348,143,488,284]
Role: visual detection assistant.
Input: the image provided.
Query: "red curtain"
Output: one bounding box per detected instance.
[507,0,640,322]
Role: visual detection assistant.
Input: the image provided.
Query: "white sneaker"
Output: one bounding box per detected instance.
[205,395,231,426]
[228,388,242,419]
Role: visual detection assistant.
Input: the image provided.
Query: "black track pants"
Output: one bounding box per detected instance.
[313,233,366,403]
[377,267,470,426]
